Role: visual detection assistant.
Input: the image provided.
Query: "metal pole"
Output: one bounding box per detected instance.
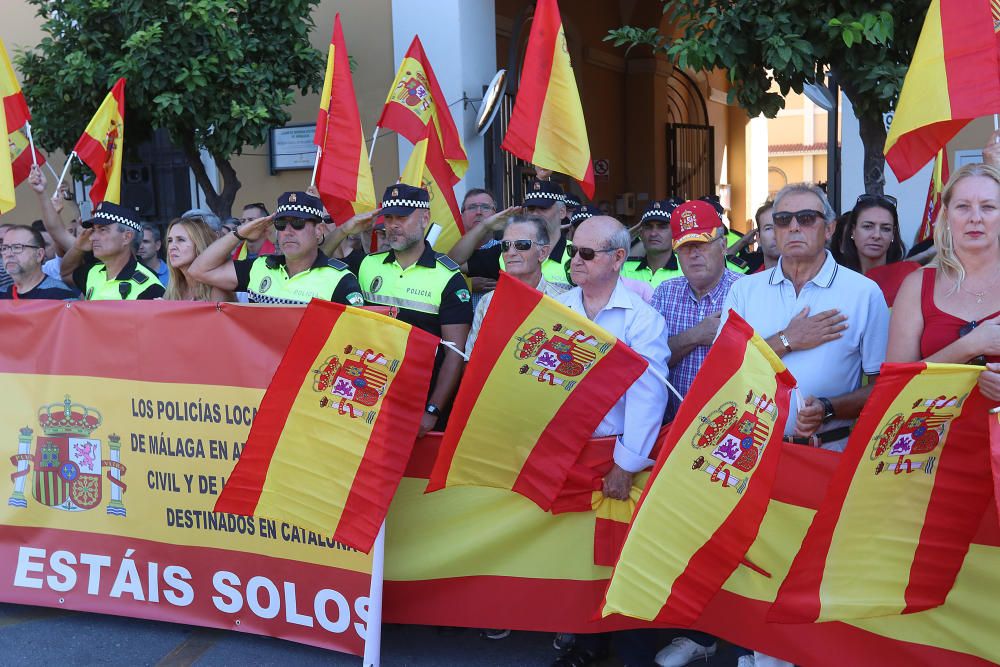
[310,148,321,188]
[24,122,38,167]
[368,126,380,164]
[53,152,76,195]
[362,521,385,667]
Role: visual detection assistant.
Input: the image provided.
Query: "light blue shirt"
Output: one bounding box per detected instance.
[719,251,889,450]
[556,280,670,472]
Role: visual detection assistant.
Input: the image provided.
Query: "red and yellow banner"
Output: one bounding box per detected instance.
[216,301,437,554]
[399,119,464,253]
[501,0,595,197]
[991,407,1000,528]
[770,363,994,623]
[917,148,949,243]
[0,37,30,133]
[601,312,794,624]
[377,36,467,181]
[429,273,648,509]
[884,0,1000,182]
[73,77,125,206]
[313,14,377,225]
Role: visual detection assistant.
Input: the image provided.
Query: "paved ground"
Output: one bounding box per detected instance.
[0,603,742,666]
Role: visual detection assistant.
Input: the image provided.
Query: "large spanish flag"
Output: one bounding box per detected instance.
[884,0,1000,182]
[0,38,29,132]
[313,15,377,225]
[399,120,464,253]
[428,273,648,509]
[501,0,595,198]
[601,312,794,624]
[73,78,125,206]
[0,37,42,212]
[377,36,467,181]
[770,363,995,622]
[215,300,438,553]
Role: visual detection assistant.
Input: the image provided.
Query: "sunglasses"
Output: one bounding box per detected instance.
[567,245,615,260]
[273,218,310,231]
[856,193,897,209]
[500,239,537,252]
[772,209,826,228]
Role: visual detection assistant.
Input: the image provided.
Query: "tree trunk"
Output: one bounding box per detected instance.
[179,136,242,218]
[856,111,887,196]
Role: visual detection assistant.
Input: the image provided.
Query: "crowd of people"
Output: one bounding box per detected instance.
[3,143,1000,666]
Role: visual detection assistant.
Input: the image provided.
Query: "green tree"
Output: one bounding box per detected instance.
[607,1,930,195]
[18,0,324,217]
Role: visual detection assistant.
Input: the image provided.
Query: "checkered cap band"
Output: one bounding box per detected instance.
[275,203,323,218]
[641,208,672,224]
[524,192,565,203]
[570,210,593,224]
[94,210,141,231]
[384,198,430,209]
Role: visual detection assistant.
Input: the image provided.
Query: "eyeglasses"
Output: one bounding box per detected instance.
[463,203,496,213]
[856,193,897,209]
[501,239,536,252]
[273,218,310,231]
[0,243,41,254]
[567,245,616,260]
[772,209,826,228]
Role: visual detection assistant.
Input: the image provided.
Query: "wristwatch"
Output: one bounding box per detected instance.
[233,228,248,242]
[818,397,835,424]
[778,331,792,352]
[425,403,441,417]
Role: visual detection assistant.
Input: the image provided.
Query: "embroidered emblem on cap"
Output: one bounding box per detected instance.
[289,193,297,203]
[678,209,698,232]
[653,202,661,209]
[533,182,541,191]
[391,187,399,197]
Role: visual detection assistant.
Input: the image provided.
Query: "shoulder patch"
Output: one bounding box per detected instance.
[265,255,281,270]
[133,271,149,285]
[326,258,349,271]
[435,253,460,271]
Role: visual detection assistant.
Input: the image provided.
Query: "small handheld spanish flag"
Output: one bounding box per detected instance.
[73,78,125,206]
[215,301,438,553]
[399,119,464,253]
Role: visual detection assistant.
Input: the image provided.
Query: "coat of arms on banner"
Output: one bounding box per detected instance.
[392,70,431,116]
[7,396,127,516]
[690,390,779,494]
[313,345,401,424]
[869,394,964,477]
[514,323,612,391]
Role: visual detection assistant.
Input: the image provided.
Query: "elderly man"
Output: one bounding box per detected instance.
[189,191,363,306]
[0,225,75,299]
[60,203,165,300]
[466,215,568,353]
[720,183,889,451]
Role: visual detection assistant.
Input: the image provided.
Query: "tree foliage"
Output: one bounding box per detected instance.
[18,0,324,216]
[607,1,931,194]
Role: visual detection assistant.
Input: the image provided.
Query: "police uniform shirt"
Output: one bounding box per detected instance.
[72,253,165,300]
[358,242,472,337]
[233,251,363,306]
[466,234,571,287]
[621,254,683,287]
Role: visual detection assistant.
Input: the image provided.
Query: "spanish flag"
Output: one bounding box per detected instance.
[990,407,1000,542]
[73,78,125,206]
[0,97,13,214]
[399,120,464,253]
[215,301,438,553]
[428,273,649,510]
[313,15,377,225]
[0,36,40,212]
[600,312,794,625]
[501,0,595,198]
[917,149,949,243]
[770,363,995,622]
[0,38,30,132]
[377,36,467,181]
[884,0,1000,182]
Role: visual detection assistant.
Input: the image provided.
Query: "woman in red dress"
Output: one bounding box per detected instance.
[888,163,1000,401]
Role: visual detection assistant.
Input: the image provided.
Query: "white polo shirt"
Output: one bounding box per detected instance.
[719,251,889,451]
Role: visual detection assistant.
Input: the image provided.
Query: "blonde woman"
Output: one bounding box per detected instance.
[888,163,1000,400]
[163,217,233,302]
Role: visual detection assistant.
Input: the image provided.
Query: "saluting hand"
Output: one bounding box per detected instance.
[341,208,382,236]
[236,214,274,242]
[483,206,520,233]
[75,227,94,252]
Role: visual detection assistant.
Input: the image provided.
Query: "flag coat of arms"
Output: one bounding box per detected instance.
[377,36,467,181]
[884,0,1000,181]
[215,301,438,553]
[770,363,995,622]
[601,311,794,625]
[313,14,376,225]
[428,273,649,509]
[501,0,595,197]
[399,119,464,253]
[73,77,125,206]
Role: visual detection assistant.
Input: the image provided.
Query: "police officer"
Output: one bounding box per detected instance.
[621,198,685,288]
[60,202,165,300]
[448,178,572,290]
[188,191,363,306]
[355,184,472,436]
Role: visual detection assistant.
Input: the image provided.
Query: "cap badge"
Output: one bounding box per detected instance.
[391,187,399,197]
[653,202,661,209]
[679,209,698,233]
[533,182,541,191]
[289,193,297,203]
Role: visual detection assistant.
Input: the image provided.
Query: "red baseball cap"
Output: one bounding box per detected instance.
[670,200,722,249]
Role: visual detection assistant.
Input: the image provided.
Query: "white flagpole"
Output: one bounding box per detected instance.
[52,151,76,195]
[994,113,999,136]
[44,162,59,181]
[368,126,380,163]
[310,147,321,188]
[24,122,38,167]
[362,521,386,667]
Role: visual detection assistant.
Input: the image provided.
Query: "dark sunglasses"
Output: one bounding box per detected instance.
[856,193,897,209]
[567,245,615,260]
[273,218,310,231]
[772,209,825,228]
[500,239,536,252]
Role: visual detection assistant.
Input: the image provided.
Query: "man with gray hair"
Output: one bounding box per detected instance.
[719,182,889,452]
[465,215,568,354]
